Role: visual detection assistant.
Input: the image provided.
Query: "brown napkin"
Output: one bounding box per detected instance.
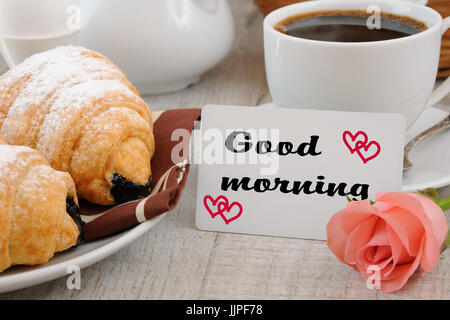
[81,108,201,242]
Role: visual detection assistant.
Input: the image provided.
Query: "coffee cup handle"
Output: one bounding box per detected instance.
[426,17,450,109]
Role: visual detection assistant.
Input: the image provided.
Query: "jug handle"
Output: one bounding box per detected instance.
[0,38,15,69]
[190,0,219,14]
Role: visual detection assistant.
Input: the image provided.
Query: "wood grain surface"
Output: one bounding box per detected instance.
[0,0,449,300]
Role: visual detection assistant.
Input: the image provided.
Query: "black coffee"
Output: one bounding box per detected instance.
[274,10,427,42]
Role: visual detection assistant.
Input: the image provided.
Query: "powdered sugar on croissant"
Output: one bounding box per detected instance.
[0,139,80,272]
[0,46,155,205]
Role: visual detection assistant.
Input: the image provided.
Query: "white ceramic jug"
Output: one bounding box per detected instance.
[79,0,234,95]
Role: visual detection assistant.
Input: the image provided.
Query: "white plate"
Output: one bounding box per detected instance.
[1,103,447,294]
[259,103,450,192]
[0,212,168,294]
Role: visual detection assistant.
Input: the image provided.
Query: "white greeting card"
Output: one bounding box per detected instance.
[195,105,405,240]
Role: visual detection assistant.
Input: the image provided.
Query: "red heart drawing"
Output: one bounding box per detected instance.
[342,131,368,154]
[342,130,381,164]
[203,195,243,224]
[217,201,243,225]
[203,195,229,218]
[355,140,381,164]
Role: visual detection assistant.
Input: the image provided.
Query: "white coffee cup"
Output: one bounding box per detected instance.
[0,0,80,68]
[264,0,450,127]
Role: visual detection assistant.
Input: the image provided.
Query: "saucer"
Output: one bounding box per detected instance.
[258,103,449,192]
[403,106,449,191]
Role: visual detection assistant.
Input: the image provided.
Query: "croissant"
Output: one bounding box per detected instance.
[0,46,155,205]
[0,137,82,272]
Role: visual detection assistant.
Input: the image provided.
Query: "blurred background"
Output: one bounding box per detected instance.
[1,0,449,97]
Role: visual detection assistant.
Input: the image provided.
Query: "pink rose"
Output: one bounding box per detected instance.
[327,192,448,293]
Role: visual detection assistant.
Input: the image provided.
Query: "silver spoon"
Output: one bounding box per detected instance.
[404,115,450,172]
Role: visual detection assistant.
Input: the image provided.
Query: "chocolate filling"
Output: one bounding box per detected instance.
[110,173,151,204]
[66,196,84,245]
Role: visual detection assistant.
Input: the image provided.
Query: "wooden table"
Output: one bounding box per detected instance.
[0,0,449,299]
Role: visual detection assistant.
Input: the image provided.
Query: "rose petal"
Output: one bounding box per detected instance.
[408,194,448,249]
[373,246,391,261]
[326,200,377,264]
[381,224,415,279]
[381,261,395,278]
[356,219,392,272]
[372,202,414,255]
[376,193,444,272]
[379,237,425,293]
[344,216,379,265]
[386,224,415,266]
[379,206,424,256]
